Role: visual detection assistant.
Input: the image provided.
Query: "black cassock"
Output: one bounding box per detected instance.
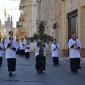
[35,55,46,72]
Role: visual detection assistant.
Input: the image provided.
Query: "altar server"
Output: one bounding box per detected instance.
[0,38,4,67]
[51,39,60,66]
[16,39,19,55]
[68,32,81,73]
[19,38,25,56]
[35,41,46,73]
[25,39,30,59]
[4,31,17,76]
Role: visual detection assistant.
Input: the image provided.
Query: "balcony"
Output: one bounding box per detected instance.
[17,21,23,28]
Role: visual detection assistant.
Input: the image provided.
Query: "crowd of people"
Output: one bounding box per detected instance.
[0,31,82,76]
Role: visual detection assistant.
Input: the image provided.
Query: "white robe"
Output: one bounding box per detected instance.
[68,38,81,58]
[16,41,19,50]
[34,41,39,57]
[35,46,47,57]
[19,42,25,50]
[35,46,39,57]
[25,44,30,53]
[4,38,17,59]
[0,43,4,57]
[51,43,59,57]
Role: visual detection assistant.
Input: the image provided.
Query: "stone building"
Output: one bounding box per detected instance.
[17,0,38,39]
[38,0,85,57]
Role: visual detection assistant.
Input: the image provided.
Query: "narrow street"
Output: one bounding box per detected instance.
[0,0,85,85]
[0,55,85,85]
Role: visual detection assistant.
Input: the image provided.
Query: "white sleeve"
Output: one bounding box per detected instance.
[77,39,81,48]
[4,39,8,49]
[16,42,18,49]
[68,39,72,49]
[13,40,18,49]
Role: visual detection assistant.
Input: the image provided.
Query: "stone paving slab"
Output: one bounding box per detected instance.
[1,56,85,85]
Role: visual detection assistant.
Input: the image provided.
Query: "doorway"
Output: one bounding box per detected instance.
[67,10,78,40]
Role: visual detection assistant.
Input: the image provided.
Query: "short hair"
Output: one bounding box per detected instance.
[9,31,13,35]
[53,39,57,42]
[54,39,56,41]
[72,32,76,34]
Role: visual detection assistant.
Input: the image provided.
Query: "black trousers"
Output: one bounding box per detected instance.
[25,52,30,58]
[0,57,2,67]
[35,55,46,71]
[53,57,59,66]
[7,58,16,72]
[19,49,25,56]
[70,58,80,73]
[16,49,20,55]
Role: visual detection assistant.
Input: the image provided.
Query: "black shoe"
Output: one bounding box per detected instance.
[71,71,77,74]
[37,70,43,74]
[78,66,82,69]
[37,70,40,73]
[54,64,56,66]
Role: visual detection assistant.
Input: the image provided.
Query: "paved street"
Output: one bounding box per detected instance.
[0,55,85,85]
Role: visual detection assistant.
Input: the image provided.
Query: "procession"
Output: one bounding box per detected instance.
[1,0,85,85]
[0,31,82,76]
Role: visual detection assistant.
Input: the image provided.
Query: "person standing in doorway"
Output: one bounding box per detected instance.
[68,32,81,73]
